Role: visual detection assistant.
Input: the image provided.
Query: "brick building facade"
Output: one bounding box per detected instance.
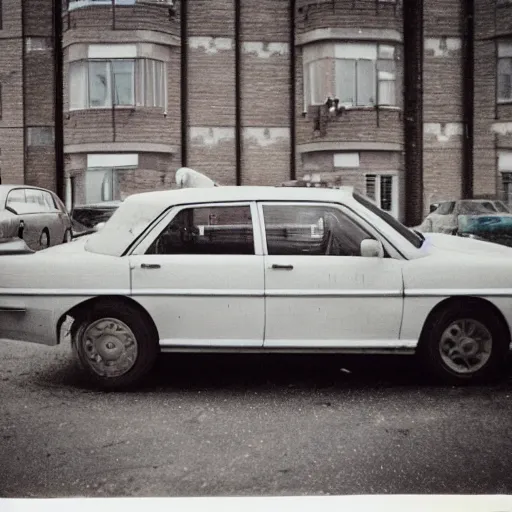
[1,0,511,225]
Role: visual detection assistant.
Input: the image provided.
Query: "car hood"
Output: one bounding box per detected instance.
[424,232,512,257]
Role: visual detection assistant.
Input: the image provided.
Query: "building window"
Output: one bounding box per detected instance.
[27,127,55,146]
[85,154,137,204]
[503,173,512,205]
[69,58,167,111]
[365,174,398,218]
[498,41,512,103]
[303,42,398,109]
[67,0,135,11]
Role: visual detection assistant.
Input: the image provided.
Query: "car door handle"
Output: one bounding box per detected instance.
[140,263,161,269]
[271,264,294,270]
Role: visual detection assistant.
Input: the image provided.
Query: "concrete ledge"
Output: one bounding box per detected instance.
[64,142,178,154]
[296,28,403,46]
[63,29,180,49]
[297,141,402,153]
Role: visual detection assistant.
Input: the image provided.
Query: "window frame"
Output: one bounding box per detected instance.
[304,42,399,109]
[258,201,378,258]
[497,41,512,104]
[364,172,399,219]
[130,202,264,257]
[256,201,402,258]
[69,57,167,112]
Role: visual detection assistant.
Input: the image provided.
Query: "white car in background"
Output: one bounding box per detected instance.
[1,183,512,389]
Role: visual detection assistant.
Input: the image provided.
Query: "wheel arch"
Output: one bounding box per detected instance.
[56,295,160,345]
[417,295,512,351]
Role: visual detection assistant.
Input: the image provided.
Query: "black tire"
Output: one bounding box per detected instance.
[71,301,159,390]
[417,301,510,385]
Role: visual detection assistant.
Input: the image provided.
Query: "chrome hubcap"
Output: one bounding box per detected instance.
[81,318,138,377]
[439,319,492,374]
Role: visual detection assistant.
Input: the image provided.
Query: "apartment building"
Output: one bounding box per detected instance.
[0,0,61,193]
[0,0,511,226]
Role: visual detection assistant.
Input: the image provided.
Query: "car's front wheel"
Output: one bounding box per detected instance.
[71,301,159,390]
[418,302,510,384]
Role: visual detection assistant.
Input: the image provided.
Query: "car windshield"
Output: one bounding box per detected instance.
[353,192,423,249]
[458,201,498,214]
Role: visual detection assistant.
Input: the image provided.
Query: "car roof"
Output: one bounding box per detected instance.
[124,185,355,208]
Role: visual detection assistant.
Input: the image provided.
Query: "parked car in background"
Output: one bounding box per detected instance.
[0,185,72,251]
[419,199,511,234]
[2,180,512,390]
[456,213,512,248]
[70,201,121,237]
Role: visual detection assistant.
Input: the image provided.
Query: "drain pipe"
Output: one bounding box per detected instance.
[462,0,474,199]
[53,0,65,198]
[234,0,242,186]
[180,0,188,167]
[289,0,296,181]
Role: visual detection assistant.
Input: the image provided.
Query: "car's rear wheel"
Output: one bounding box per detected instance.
[71,301,159,390]
[418,302,510,384]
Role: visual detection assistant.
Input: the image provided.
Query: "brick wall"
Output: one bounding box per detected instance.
[24,51,55,126]
[240,0,291,186]
[25,147,56,190]
[0,1,24,185]
[422,0,464,214]
[187,0,236,184]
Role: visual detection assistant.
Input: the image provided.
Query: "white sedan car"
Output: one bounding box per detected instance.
[1,186,511,389]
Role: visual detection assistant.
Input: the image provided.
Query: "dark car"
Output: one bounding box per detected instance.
[70,201,121,237]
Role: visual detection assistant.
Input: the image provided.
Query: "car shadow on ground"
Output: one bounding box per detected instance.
[37,349,512,393]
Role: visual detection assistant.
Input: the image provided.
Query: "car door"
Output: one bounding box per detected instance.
[24,189,51,249]
[42,190,67,245]
[129,202,265,348]
[259,202,405,349]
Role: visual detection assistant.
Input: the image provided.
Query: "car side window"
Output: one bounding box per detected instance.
[146,205,255,255]
[6,189,27,211]
[262,204,374,257]
[25,189,48,213]
[42,192,58,212]
[436,202,455,215]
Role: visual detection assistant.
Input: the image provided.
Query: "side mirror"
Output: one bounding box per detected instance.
[360,239,384,258]
[5,205,18,215]
[94,222,106,232]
